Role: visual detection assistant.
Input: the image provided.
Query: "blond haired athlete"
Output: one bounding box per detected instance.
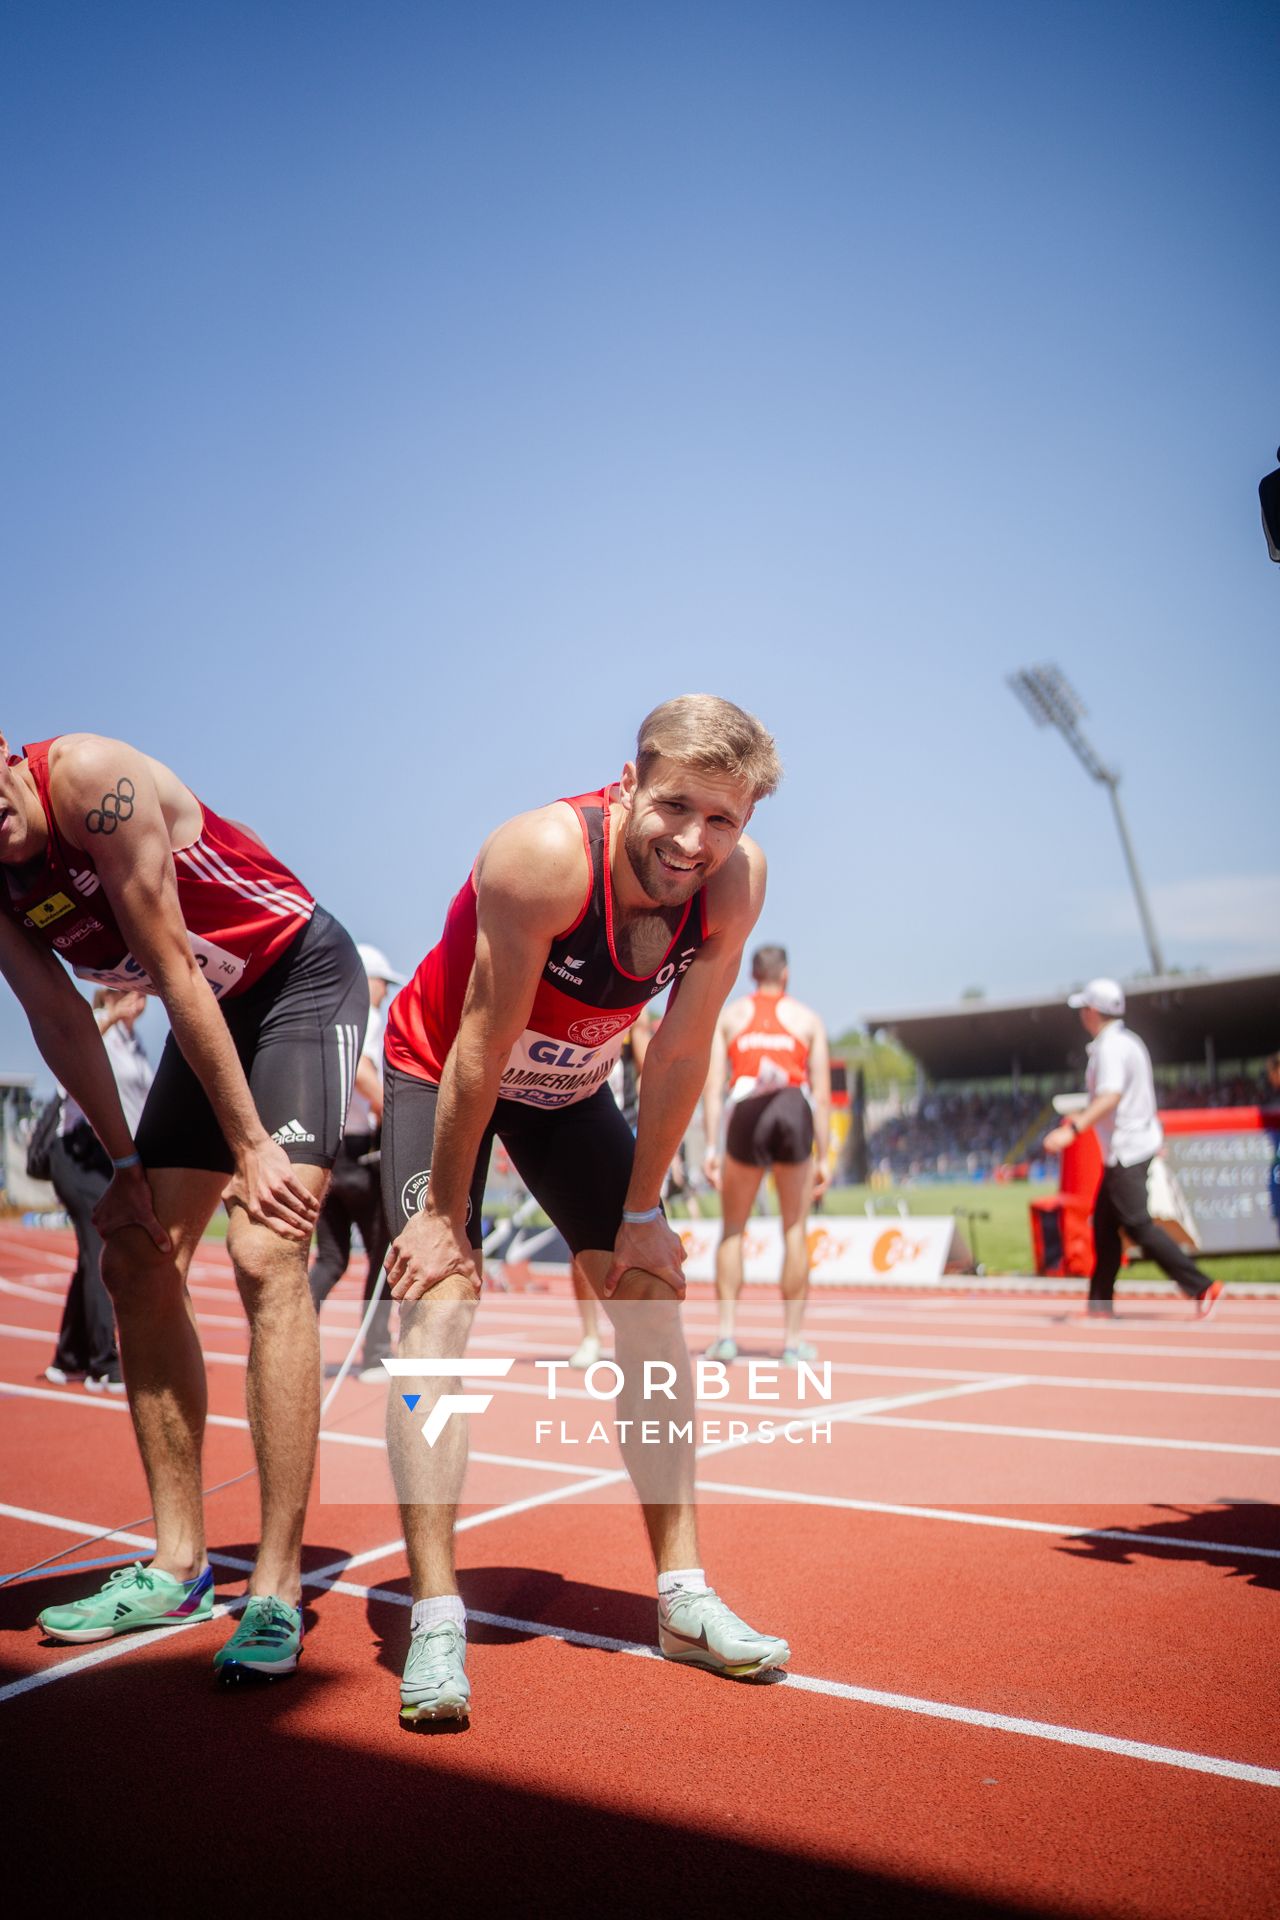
[703,945,831,1364]
[380,695,792,1722]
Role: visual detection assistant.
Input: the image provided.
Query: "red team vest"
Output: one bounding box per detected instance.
[726,992,811,1097]
[1,739,314,1000]
[386,787,708,1109]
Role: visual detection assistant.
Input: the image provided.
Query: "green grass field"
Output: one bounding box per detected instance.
[679,1179,1280,1283]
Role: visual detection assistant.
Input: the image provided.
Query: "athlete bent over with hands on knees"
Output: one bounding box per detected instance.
[0,731,366,1681]
[381,695,791,1723]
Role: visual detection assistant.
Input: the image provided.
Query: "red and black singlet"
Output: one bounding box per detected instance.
[386,786,709,1108]
[0,738,315,1000]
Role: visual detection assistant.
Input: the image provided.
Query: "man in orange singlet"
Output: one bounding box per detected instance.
[703,945,830,1364]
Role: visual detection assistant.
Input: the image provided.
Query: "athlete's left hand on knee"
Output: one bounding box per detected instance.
[223,1139,320,1241]
[604,1217,687,1299]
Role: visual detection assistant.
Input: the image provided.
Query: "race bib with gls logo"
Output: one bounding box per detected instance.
[498,1029,623,1109]
[75,931,247,1000]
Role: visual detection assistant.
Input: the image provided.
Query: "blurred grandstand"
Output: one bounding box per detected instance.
[848,965,1280,1184]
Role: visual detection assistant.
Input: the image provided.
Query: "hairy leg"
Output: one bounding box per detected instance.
[714,1156,764,1341]
[577,1250,698,1572]
[309,1177,353,1308]
[388,1272,479,1598]
[772,1158,816,1343]
[227,1162,330,1605]
[100,1168,226,1580]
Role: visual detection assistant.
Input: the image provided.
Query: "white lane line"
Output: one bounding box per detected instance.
[47,1260,1273,1351]
[7,1370,1273,1464]
[0,1380,598,1482]
[0,1276,79,1305]
[389,1299,1280,1360]
[8,1298,1276,1406]
[897,1367,1280,1401]
[0,1604,241,1702]
[0,1502,157,1554]
[749,1328,1280,1364]
[12,1248,1276,1351]
[689,1485,1280,1561]
[704,1375,1022,1453]
[302,1535,411,1585]
[2,1235,1274,1316]
[860,1415,1280,1456]
[0,1290,376,1353]
[774,1674,1280,1788]
[262,1569,1280,1790]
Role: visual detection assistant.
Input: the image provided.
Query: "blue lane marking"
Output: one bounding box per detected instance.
[9,1553,138,1586]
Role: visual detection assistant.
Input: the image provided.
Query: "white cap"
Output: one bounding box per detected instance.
[1068,977,1125,1017]
[357,942,406,985]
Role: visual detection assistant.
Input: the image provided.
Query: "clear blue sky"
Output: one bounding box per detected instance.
[3,0,1277,1086]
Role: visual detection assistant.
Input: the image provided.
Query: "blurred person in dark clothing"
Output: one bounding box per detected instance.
[309,944,404,1381]
[45,988,152,1391]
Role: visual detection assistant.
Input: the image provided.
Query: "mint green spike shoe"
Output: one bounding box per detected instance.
[658,1587,790,1679]
[213,1596,302,1683]
[400,1621,470,1724]
[38,1562,214,1644]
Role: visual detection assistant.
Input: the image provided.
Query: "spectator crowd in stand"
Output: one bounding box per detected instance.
[867,1067,1278,1182]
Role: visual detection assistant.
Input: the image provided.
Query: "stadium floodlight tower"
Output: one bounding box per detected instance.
[1007,663,1166,978]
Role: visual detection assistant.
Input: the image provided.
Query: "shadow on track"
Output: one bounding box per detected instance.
[4,1634,1074,1920]
[1056,1502,1280,1591]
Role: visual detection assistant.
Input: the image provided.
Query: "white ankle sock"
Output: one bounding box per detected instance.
[657,1568,709,1607]
[412,1595,466,1634]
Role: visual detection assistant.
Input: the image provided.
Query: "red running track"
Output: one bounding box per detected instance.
[1,1223,1277,1919]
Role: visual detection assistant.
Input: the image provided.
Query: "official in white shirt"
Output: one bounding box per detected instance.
[1044,978,1220,1318]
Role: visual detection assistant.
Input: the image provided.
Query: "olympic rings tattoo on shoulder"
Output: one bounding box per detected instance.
[85,777,136,836]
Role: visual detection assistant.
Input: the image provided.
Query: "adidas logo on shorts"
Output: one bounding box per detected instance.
[271,1118,317,1145]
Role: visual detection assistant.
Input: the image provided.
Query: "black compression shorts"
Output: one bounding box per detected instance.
[382,1066,638,1253]
[135,907,368,1174]
[725,1085,814,1167]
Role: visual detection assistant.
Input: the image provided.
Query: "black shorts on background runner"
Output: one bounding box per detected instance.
[382,1067,638,1252]
[725,1086,814,1167]
[135,907,368,1173]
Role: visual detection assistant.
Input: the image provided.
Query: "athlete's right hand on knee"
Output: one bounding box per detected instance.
[92,1163,173,1253]
[386,1209,481,1303]
[223,1139,320,1241]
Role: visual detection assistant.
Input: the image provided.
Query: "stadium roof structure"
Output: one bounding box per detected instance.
[863,967,1280,1082]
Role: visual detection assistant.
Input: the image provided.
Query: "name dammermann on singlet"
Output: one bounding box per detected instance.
[498,1036,621,1108]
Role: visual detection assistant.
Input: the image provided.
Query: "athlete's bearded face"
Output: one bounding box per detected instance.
[0,733,43,866]
[619,758,754,905]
